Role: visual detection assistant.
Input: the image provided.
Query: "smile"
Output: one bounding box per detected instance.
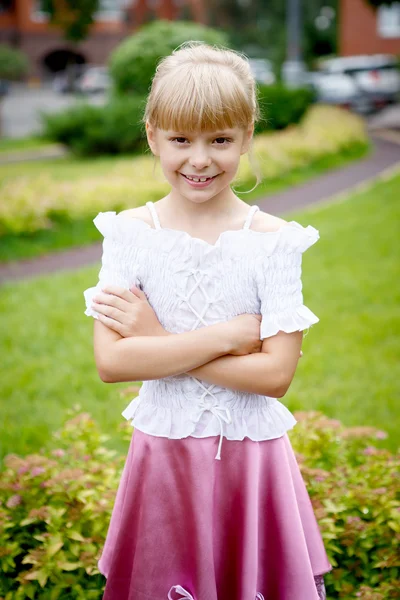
[180,173,219,188]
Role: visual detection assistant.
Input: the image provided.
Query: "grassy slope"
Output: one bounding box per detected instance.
[0,171,399,462]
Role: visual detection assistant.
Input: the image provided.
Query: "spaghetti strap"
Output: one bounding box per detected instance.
[145,201,162,230]
[243,205,259,230]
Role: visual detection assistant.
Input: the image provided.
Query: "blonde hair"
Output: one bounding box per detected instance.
[143,41,262,193]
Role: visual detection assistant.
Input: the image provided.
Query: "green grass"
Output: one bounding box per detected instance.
[0,135,56,154]
[0,169,399,462]
[0,142,369,263]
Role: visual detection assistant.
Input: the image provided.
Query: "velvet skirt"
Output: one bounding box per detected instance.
[99,428,332,600]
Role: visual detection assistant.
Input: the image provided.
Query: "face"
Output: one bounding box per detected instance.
[146,122,253,204]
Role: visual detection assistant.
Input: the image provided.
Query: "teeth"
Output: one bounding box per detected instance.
[185,175,211,182]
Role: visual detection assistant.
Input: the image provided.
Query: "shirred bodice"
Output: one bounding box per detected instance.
[84,201,320,460]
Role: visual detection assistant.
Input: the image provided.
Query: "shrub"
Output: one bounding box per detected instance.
[0,44,29,81]
[0,405,128,599]
[256,84,316,133]
[1,105,368,236]
[0,405,398,599]
[290,412,400,598]
[108,19,229,96]
[41,85,315,157]
[41,96,147,156]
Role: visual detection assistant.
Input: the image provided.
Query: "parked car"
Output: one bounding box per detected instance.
[248,58,276,85]
[314,54,400,113]
[0,79,10,96]
[303,70,374,114]
[52,64,87,94]
[76,66,111,94]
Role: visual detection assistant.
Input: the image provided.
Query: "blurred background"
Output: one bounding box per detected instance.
[0,0,399,136]
[0,2,399,599]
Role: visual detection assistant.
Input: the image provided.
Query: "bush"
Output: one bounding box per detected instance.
[0,44,29,81]
[256,84,316,133]
[0,405,127,599]
[41,96,147,156]
[41,85,315,158]
[1,105,368,236]
[108,19,229,96]
[290,412,400,599]
[41,73,314,158]
[0,405,398,599]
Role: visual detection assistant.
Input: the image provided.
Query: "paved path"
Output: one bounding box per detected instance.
[0,135,399,285]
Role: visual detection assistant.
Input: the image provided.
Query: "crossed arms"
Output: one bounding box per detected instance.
[93,315,303,399]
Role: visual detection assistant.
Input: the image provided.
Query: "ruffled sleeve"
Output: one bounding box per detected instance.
[255,222,320,340]
[83,212,141,319]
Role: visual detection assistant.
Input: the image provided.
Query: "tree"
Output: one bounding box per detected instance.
[40,0,100,42]
[203,0,338,75]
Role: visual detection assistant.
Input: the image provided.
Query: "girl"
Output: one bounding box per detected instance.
[84,42,332,600]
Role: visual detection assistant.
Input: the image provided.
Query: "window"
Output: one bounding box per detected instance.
[377,2,400,38]
[31,0,133,23]
[95,0,133,21]
[31,0,49,22]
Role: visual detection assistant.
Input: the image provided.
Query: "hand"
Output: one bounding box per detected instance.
[225,314,263,356]
[225,314,304,358]
[91,284,166,338]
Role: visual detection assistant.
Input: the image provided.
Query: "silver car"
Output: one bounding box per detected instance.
[312,54,400,114]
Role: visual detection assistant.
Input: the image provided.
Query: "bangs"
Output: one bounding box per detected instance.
[147,63,254,132]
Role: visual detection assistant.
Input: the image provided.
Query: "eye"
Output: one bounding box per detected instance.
[170,137,188,144]
[214,137,232,145]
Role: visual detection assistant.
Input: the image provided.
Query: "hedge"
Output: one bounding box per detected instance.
[0,406,398,599]
[1,105,368,237]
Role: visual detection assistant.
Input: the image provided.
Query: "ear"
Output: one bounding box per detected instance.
[146,121,159,156]
[240,122,254,155]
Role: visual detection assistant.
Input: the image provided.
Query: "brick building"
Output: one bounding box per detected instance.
[340,0,400,56]
[0,0,207,78]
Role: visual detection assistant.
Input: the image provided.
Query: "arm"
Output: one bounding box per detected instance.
[185,330,303,397]
[94,319,235,383]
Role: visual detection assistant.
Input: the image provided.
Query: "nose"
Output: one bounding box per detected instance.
[189,143,211,170]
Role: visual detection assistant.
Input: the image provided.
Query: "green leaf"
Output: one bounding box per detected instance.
[57,560,83,571]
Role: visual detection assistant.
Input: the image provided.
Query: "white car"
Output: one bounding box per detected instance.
[317,54,400,111]
[76,66,111,94]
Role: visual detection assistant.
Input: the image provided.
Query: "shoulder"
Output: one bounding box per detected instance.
[93,205,154,241]
[250,209,288,233]
[118,205,154,228]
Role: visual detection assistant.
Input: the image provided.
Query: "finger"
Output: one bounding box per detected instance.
[92,292,127,312]
[92,301,125,322]
[130,285,141,296]
[102,285,139,303]
[96,313,123,335]
[130,286,148,301]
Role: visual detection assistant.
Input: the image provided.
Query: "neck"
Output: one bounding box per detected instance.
[161,186,244,226]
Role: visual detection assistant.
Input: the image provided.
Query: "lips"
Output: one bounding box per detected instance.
[180,173,219,189]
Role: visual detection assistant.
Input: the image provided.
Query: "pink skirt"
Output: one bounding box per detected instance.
[99,429,333,600]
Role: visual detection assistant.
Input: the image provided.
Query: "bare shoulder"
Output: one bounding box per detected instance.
[117,205,154,228]
[250,209,288,233]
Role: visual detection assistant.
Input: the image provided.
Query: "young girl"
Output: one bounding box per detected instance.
[84,42,332,600]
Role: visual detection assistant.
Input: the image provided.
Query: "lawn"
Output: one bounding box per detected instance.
[1,171,399,462]
[0,135,55,154]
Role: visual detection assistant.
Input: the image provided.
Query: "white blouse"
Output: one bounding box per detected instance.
[84,201,320,461]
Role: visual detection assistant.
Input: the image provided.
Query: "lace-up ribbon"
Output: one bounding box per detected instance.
[191,379,232,460]
[167,585,265,599]
[168,584,195,599]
